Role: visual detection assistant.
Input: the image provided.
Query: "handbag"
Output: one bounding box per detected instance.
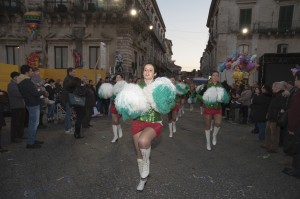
[68,93,86,107]
[277,110,288,127]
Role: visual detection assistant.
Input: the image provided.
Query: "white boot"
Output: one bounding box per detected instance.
[210,121,214,131]
[172,121,176,133]
[182,106,185,114]
[200,107,203,115]
[111,125,118,143]
[117,124,123,138]
[178,108,182,117]
[140,147,151,178]
[136,159,147,191]
[205,130,211,151]
[168,123,173,138]
[212,126,220,146]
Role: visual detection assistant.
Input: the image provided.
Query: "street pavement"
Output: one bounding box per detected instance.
[0,106,299,199]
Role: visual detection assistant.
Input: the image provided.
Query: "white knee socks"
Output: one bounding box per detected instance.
[205,130,211,151]
[212,126,220,146]
[168,123,173,138]
[111,125,118,143]
[140,147,151,178]
[117,124,122,138]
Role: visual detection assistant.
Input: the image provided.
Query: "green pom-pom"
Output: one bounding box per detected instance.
[222,90,230,104]
[152,84,175,114]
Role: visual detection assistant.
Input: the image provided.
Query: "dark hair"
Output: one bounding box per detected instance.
[48,79,55,84]
[143,63,157,73]
[10,71,20,79]
[262,84,272,94]
[20,65,31,74]
[115,73,124,79]
[211,70,219,75]
[67,67,74,75]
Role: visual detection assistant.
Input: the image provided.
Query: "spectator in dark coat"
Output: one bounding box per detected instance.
[82,77,96,128]
[44,79,56,123]
[282,70,300,178]
[17,65,45,149]
[250,85,272,141]
[262,82,288,153]
[0,88,8,152]
[7,72,26,143]
[62,68,76,134]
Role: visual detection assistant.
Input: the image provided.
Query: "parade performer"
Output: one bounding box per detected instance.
[98,81,114,140]
[115,63,175,191]
[176,81,189,117]
[187,83,197,111]
[198,71,230,151]
[168,77,181,138]
[110,74,127,143]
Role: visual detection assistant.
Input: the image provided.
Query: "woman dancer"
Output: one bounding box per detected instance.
[110,74,125,143]
[115,63,175,191]
[199,71,229,151]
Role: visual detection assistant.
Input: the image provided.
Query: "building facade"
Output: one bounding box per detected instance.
[0,0,179,80]
[202,0,300,85]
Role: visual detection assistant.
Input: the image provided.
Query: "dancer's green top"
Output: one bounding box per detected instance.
[136,80,162,122]
[197,82,230,110]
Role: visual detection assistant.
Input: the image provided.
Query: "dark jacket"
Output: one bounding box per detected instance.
[85,85,96,107]
[288,89,300,132]
[17,74,43,107]
[44,83,55,101]
[250,93,272,122]
[267,90,287,122]
[61,75,75,104]
[7,80,25,109]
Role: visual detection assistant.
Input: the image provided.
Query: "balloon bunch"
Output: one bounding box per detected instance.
[24,11,41,41]
[291,65,300,76]
[26,51,40,68]
[219,52,258,73]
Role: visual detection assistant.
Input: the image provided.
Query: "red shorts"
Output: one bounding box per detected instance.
[172,104,180,112]
[110,104,121,117]
[203,108,222,115]
[131,120,163,138]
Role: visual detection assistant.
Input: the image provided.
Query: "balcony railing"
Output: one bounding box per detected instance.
[43,0,127,13]
[254,20,300,33]
[0,0,26,14]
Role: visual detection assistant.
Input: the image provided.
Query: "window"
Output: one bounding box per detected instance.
[55,46,68,69]
[89,46,99,69]
[6,46,19,65]
[239,44,249,54]
[239,8,252,29]
[278,5,294,31]
[277,44,288,53]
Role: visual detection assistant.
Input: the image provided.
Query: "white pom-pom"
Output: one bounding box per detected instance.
[176,82,188,95]
[98,83,113,99]
[115,83,150,120]
[143,77,176,113]
[196,85,204,93]
[203,87,218,103]
[216,87,224,102]
[113,80,127,95]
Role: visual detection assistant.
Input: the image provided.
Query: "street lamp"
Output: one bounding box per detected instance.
[149,25,153,30]
[130,8,137,16]
[242,27,248,34]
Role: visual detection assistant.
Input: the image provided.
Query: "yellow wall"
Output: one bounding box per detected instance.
[0,64,19,91]
[0,64,106,91]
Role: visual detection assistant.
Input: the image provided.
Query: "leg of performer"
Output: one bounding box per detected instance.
[212,114,222,146]
[111,125,118,143]
[117,124,123,138]
[172,110,177,133]
[168,122,173,138]
[204,114,212,151]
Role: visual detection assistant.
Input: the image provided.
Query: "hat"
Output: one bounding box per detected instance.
[10,71,20,79]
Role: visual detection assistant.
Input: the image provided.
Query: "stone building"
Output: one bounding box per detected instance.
[202,0,300,85]
[0,0,179,80]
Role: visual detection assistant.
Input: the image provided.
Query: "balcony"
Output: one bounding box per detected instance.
[0,0,26,15]
[254,20,300,34]
[43,0,127,13]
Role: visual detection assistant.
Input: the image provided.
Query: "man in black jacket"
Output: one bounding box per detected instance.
[17,65,45,149]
